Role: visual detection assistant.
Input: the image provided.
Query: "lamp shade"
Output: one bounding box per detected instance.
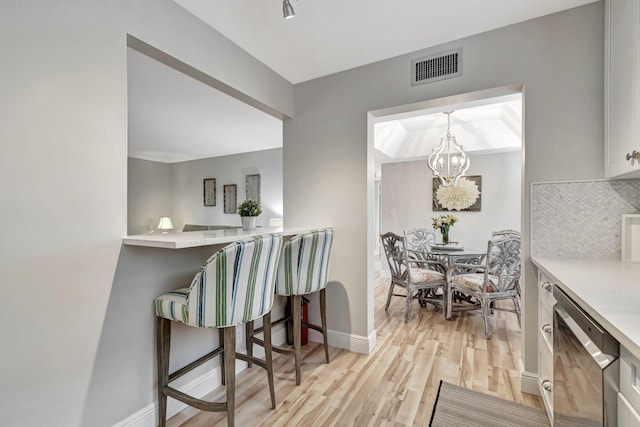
[269,217,284,227]
[157,216,174,233]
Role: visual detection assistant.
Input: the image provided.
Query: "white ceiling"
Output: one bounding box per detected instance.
[129,1,593,163]
[175,0,598,84]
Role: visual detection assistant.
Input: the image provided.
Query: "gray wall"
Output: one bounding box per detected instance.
[285,1,604,380]
[128,149,284,234]
[170,148,284,230]
[0,1,292,426]
[381,152,522,250]
[128,158,172,235]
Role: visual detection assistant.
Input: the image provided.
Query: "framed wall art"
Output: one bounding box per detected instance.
[432,175,482,212]
[203,178,216,206]
[224,184,237,214]
[245,174,261,204]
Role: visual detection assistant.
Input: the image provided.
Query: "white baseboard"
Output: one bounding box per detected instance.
[113,325,288,427]
[520,370,541,396]
[308,328,377,354]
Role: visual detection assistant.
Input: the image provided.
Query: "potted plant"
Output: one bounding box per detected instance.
[238,199,262,230]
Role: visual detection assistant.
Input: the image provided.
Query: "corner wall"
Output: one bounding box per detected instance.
[0,1,292,426]
[285,2,604,380]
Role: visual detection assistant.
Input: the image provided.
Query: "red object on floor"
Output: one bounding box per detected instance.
[301,300,309,346]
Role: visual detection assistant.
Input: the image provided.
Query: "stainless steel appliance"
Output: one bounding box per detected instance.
[553,286,619,426]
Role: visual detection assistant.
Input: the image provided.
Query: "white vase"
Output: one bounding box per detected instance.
[241,216,257,231]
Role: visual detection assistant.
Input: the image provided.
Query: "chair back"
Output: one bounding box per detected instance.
[403,228,436,253]
[275,228,334,296]
[491,229,520,238]
[484,234,521,293]
[185,234,283,328]
[380,232,409,282]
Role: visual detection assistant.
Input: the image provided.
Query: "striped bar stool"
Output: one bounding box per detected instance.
[246,228,334,385]
[155,234,283,427]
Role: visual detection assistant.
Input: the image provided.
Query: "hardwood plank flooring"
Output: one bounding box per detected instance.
[168,276,542,426]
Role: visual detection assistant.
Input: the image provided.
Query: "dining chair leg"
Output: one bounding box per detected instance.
[385,282,395,311]
[404,289,413,323]
[482,302,492,339]
[292,294,302,385]
[219,328,226,386]
[245,320,254,368]
[320,288,330,363]
[262,311,276,409]
[513,296,522,327]
[156,317,171,427]
[224,326,236,427]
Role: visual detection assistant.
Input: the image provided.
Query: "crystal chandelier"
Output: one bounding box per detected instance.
[427,111,470,187]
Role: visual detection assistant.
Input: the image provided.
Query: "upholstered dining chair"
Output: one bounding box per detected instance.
[155,234,283,427]
[246,228,334,386]
[380,232,447,323]
[445,233,521,339]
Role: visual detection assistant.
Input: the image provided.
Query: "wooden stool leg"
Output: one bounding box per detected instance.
[245,320,254,368]
[292,294,302,385]
[320,288,330,363]
[219,328,226,386]
[156,317,171,427]
[262,312,276,409]
[286,296,293,345]
[224,326,236,427]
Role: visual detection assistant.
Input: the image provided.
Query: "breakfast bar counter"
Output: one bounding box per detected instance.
[123,226,320,249]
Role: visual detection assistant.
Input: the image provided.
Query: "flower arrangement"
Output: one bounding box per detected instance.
[237,199,262,217]
[432,214,458,244]
[435,177,480,211]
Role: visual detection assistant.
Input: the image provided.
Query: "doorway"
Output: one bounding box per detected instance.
[367,85,525,335]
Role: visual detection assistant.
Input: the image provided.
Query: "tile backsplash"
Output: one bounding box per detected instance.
[531,179,640,259]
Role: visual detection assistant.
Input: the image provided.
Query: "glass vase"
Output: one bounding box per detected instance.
[442,227,450,245]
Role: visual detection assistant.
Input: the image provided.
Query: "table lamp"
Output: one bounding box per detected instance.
[157,216,174,234]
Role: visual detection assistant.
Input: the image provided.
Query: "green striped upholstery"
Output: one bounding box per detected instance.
[155,234,283,328]
[275,228,334,296]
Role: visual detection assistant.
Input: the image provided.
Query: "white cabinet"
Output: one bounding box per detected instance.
[605,0,640,179]
[538,271,555,424]
[620,347,640,426]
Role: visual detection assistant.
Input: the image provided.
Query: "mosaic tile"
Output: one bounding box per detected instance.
[531,179,640,259]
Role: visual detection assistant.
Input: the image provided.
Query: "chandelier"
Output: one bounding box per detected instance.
[427,111,470,187]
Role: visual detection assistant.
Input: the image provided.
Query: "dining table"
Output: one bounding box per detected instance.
[408,245,487,311]
[409,245,486,267]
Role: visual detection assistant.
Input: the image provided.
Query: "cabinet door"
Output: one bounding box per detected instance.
[605,0,640,178]
[619,393,640,427]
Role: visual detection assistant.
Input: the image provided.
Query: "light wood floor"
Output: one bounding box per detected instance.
[168,276,543,426]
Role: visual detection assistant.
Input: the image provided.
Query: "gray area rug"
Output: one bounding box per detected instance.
[429,381,550,427]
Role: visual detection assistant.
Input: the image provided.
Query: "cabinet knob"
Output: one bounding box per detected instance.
[541,380,552,392]
[626,150,640,164]
[542,282,552,292]
[542,324,552,334]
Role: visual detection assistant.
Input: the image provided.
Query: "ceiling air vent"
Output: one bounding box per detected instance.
[411,48,463,86]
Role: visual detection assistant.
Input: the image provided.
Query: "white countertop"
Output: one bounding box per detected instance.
[123,226,322,249]
[532,257,640,359]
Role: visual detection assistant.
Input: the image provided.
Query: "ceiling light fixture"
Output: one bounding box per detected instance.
[427,111,470,187]
[283,0,295,19]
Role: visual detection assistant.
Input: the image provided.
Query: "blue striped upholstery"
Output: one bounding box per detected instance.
[275,228,334,296]
[155,234,283,328]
